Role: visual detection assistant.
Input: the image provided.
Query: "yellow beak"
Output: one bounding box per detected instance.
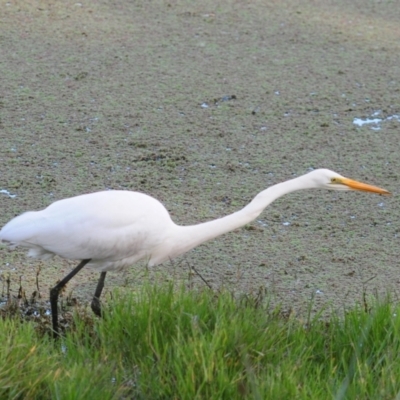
[340,177,391,195]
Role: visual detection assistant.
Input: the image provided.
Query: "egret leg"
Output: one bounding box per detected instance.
[91,271,107,317]
[50,259,91,339]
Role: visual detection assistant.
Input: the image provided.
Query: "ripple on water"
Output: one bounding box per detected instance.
[0,189,16,198]
[353,111,400,130]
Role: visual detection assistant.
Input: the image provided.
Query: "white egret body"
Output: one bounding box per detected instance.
[0,168,390,337]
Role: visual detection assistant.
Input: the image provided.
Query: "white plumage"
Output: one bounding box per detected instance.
[1,191,174,270]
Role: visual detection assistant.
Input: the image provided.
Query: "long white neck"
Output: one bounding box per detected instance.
[156,174,315,264]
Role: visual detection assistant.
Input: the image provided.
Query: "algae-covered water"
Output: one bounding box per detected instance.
[0,0,399,316]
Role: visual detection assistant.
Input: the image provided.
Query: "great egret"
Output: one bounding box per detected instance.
[0,168,390,337]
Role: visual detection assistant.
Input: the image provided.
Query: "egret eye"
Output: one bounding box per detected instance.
[331,178,337,183]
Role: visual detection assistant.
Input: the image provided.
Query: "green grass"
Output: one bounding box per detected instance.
[2,285,400,399]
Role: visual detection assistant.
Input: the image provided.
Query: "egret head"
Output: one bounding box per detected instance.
[306,169,390,194]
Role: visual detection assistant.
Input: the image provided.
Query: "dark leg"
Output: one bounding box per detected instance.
[91,271,107,317]
[50,259,91,339]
